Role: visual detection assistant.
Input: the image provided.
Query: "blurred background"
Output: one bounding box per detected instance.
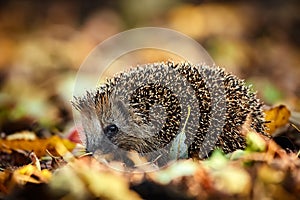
[0,0,299,135]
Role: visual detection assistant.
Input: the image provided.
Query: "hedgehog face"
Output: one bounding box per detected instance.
[87,95,158,154]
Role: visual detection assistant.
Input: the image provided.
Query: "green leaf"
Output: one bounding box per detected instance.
[169,106,191,160]
[169,130,189,159]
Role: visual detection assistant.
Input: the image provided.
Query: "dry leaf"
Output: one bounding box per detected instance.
[13,164,51,185]
[50,160,142,200]
[0,135,76,158]
[264,105,291,135]
[6,131,37,141]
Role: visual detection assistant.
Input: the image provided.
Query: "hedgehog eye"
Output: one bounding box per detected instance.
[103,124,119,139]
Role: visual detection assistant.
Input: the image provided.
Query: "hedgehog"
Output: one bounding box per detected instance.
[73,62,269,161]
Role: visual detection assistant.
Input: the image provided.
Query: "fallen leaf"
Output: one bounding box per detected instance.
[13,164,51,185]
[6,130,37,141]
[212,165,251,196]
[155,160,198,184]
[246,131,267,152]
[264,105,291,135]
[0,135,76,158]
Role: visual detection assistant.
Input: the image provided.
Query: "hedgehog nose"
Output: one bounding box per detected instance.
[104,124,119,139]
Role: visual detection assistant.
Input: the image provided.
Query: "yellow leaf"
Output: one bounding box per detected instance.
[13,164,51,185]
[212,165,251,195]
[264,105,291,135]
[50,160,142,200]
[0,135,76,158]
[6,130,37,141]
